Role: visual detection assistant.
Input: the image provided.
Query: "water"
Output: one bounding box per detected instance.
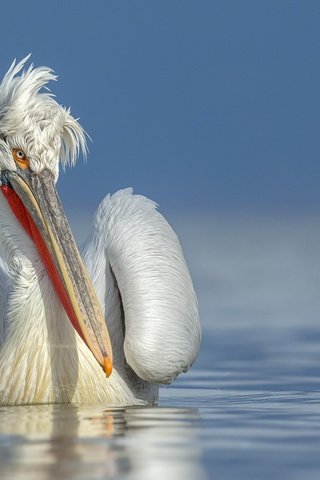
[1,212,320,479]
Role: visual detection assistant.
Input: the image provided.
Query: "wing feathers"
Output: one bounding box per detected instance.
[89,189,200,384]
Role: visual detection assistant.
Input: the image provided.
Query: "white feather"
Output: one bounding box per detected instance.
[82,189,200,384]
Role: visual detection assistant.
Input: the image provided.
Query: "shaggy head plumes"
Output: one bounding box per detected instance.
[0,55,86,180]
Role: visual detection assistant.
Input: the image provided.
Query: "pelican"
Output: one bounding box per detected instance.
[0,57,200,406]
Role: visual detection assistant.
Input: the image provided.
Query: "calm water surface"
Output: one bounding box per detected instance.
[1,214,320,480]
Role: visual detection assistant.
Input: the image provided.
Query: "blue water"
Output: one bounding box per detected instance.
[1,213,320,479]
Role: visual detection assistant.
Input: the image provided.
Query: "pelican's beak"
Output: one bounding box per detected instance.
[1,168,113,377]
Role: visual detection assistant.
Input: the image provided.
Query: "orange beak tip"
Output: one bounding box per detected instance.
[103,357,113,377]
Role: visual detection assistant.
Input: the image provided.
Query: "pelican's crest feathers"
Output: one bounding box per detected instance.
[0,55,86,173]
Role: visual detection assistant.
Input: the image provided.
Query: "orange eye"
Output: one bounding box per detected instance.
[12,148,29,169]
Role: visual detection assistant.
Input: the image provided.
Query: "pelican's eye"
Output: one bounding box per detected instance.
[12,148,29,169]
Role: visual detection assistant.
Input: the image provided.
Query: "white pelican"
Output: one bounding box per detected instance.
[0,57,200,406]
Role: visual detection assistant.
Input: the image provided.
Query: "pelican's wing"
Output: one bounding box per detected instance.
[82,188,200,384]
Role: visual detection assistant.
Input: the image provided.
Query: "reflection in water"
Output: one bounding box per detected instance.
[0,404,207,480]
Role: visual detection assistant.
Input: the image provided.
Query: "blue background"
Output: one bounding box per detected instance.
[1,6,320,478]
[0,1,320,214]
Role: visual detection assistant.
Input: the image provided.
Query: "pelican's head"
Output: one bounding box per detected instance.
[0,56,113,376]
[0,55,86,180]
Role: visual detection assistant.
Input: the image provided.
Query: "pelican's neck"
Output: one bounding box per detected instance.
[0,192,62,338]
[0,192,79,403]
